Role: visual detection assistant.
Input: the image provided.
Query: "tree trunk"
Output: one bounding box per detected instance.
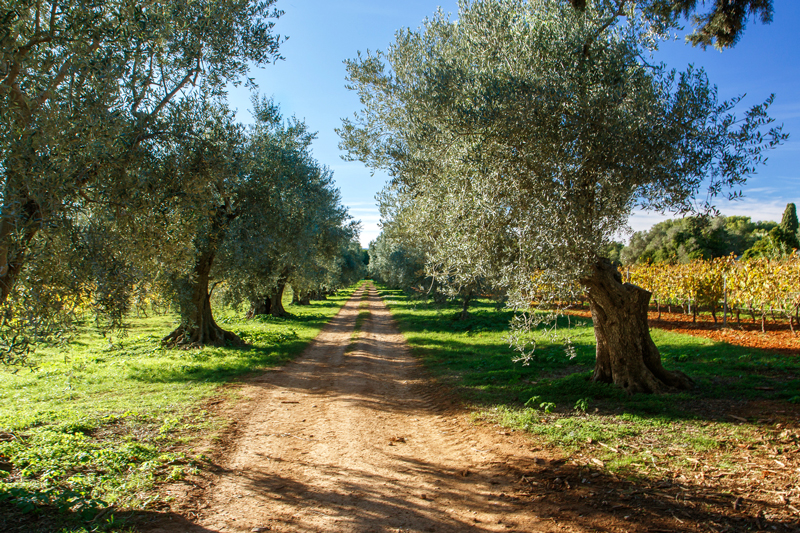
[268,280,289,317]
[162,248,243,347]
[458,291,472,321]
[163,208,242,348]
[247,280,289,318]
[246,296,271,318]
[582,259,693,394]
[0,198,42,305]
[293,290,311,306]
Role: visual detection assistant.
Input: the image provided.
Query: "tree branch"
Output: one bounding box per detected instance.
[34,38,100,109]
[144,64,199,124]
[49,1,59,32]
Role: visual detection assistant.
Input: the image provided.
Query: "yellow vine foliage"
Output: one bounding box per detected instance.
[624,253,800,323]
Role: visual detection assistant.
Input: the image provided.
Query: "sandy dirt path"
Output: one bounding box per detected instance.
[146,284,578,533]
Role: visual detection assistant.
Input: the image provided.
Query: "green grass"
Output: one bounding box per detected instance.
[350,283,371,342]
[377,284,800,476]
[0,286,356,532]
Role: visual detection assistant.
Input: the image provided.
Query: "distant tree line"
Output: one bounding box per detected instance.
[610,203,799,265]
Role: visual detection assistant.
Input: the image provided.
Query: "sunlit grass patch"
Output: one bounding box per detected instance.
[377,283,800,487]
[0,285,357,531]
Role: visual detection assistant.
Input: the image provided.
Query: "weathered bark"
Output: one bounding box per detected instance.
[162,249,243,347]
[247,280,289,318]
[582,259,693,394]
[292,290,311,306]
[0,197,42,305]
[268,280,289,317]
[163,209,243,348]
[246,296,271,318]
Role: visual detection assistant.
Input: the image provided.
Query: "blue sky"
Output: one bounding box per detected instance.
[227,0,800,246]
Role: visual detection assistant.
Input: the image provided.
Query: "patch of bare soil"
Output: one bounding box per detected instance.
[569,309,800,355]
[136,286,800,533]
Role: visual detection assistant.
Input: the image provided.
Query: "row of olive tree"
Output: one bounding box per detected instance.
[0,1,362,359]
[155,96,360,346]
[340,0,785,394]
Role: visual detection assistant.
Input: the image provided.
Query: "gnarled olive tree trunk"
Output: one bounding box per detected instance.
[292,289,311,306]
[247,277,290,318]
[581,259,693,394]
[246,296,271,318]
[163,211,243,347]
[0,197,42,304]
[458,290,472,321]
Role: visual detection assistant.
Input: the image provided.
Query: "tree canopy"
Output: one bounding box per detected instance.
[340,0,785,393]
[621,215,778,264]
[0,2,367,359]
[573,0,774,49]
[0,0,287,358]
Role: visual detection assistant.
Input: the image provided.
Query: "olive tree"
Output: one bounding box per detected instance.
[157,100,250,347]
[0,0,283,357]
[217,99,357,318]
[339,0,785,393]
[376,182,506,318]
[288,238,365,306]
[367,232,427,293]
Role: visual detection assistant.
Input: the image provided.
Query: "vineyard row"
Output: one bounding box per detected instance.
[623,254,800,333]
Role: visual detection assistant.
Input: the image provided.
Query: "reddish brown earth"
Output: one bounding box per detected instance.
[136,285,800,533]
[647,311,800,355]
[568,308,800,355]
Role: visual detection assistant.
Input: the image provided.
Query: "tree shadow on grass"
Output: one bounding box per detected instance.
[387,296,800,423]
[124,307,349,384]
[124,339,312,384]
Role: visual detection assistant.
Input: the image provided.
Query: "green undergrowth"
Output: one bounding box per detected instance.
[0,285,357,532]
[377,284,800,477]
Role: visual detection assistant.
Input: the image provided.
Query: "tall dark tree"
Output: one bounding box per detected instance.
[744,202,800,258]
[780,202,798,235]
[570,0,774,49]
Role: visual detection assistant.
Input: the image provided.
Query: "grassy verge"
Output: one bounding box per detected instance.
[350,283,372,343]
[377,285,800,486]
[0,285,358,532]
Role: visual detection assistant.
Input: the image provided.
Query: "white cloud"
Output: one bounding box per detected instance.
[359,223,381,248]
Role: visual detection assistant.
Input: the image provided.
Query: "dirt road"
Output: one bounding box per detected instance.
[144,284,608,533]
[138,284,800,533]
